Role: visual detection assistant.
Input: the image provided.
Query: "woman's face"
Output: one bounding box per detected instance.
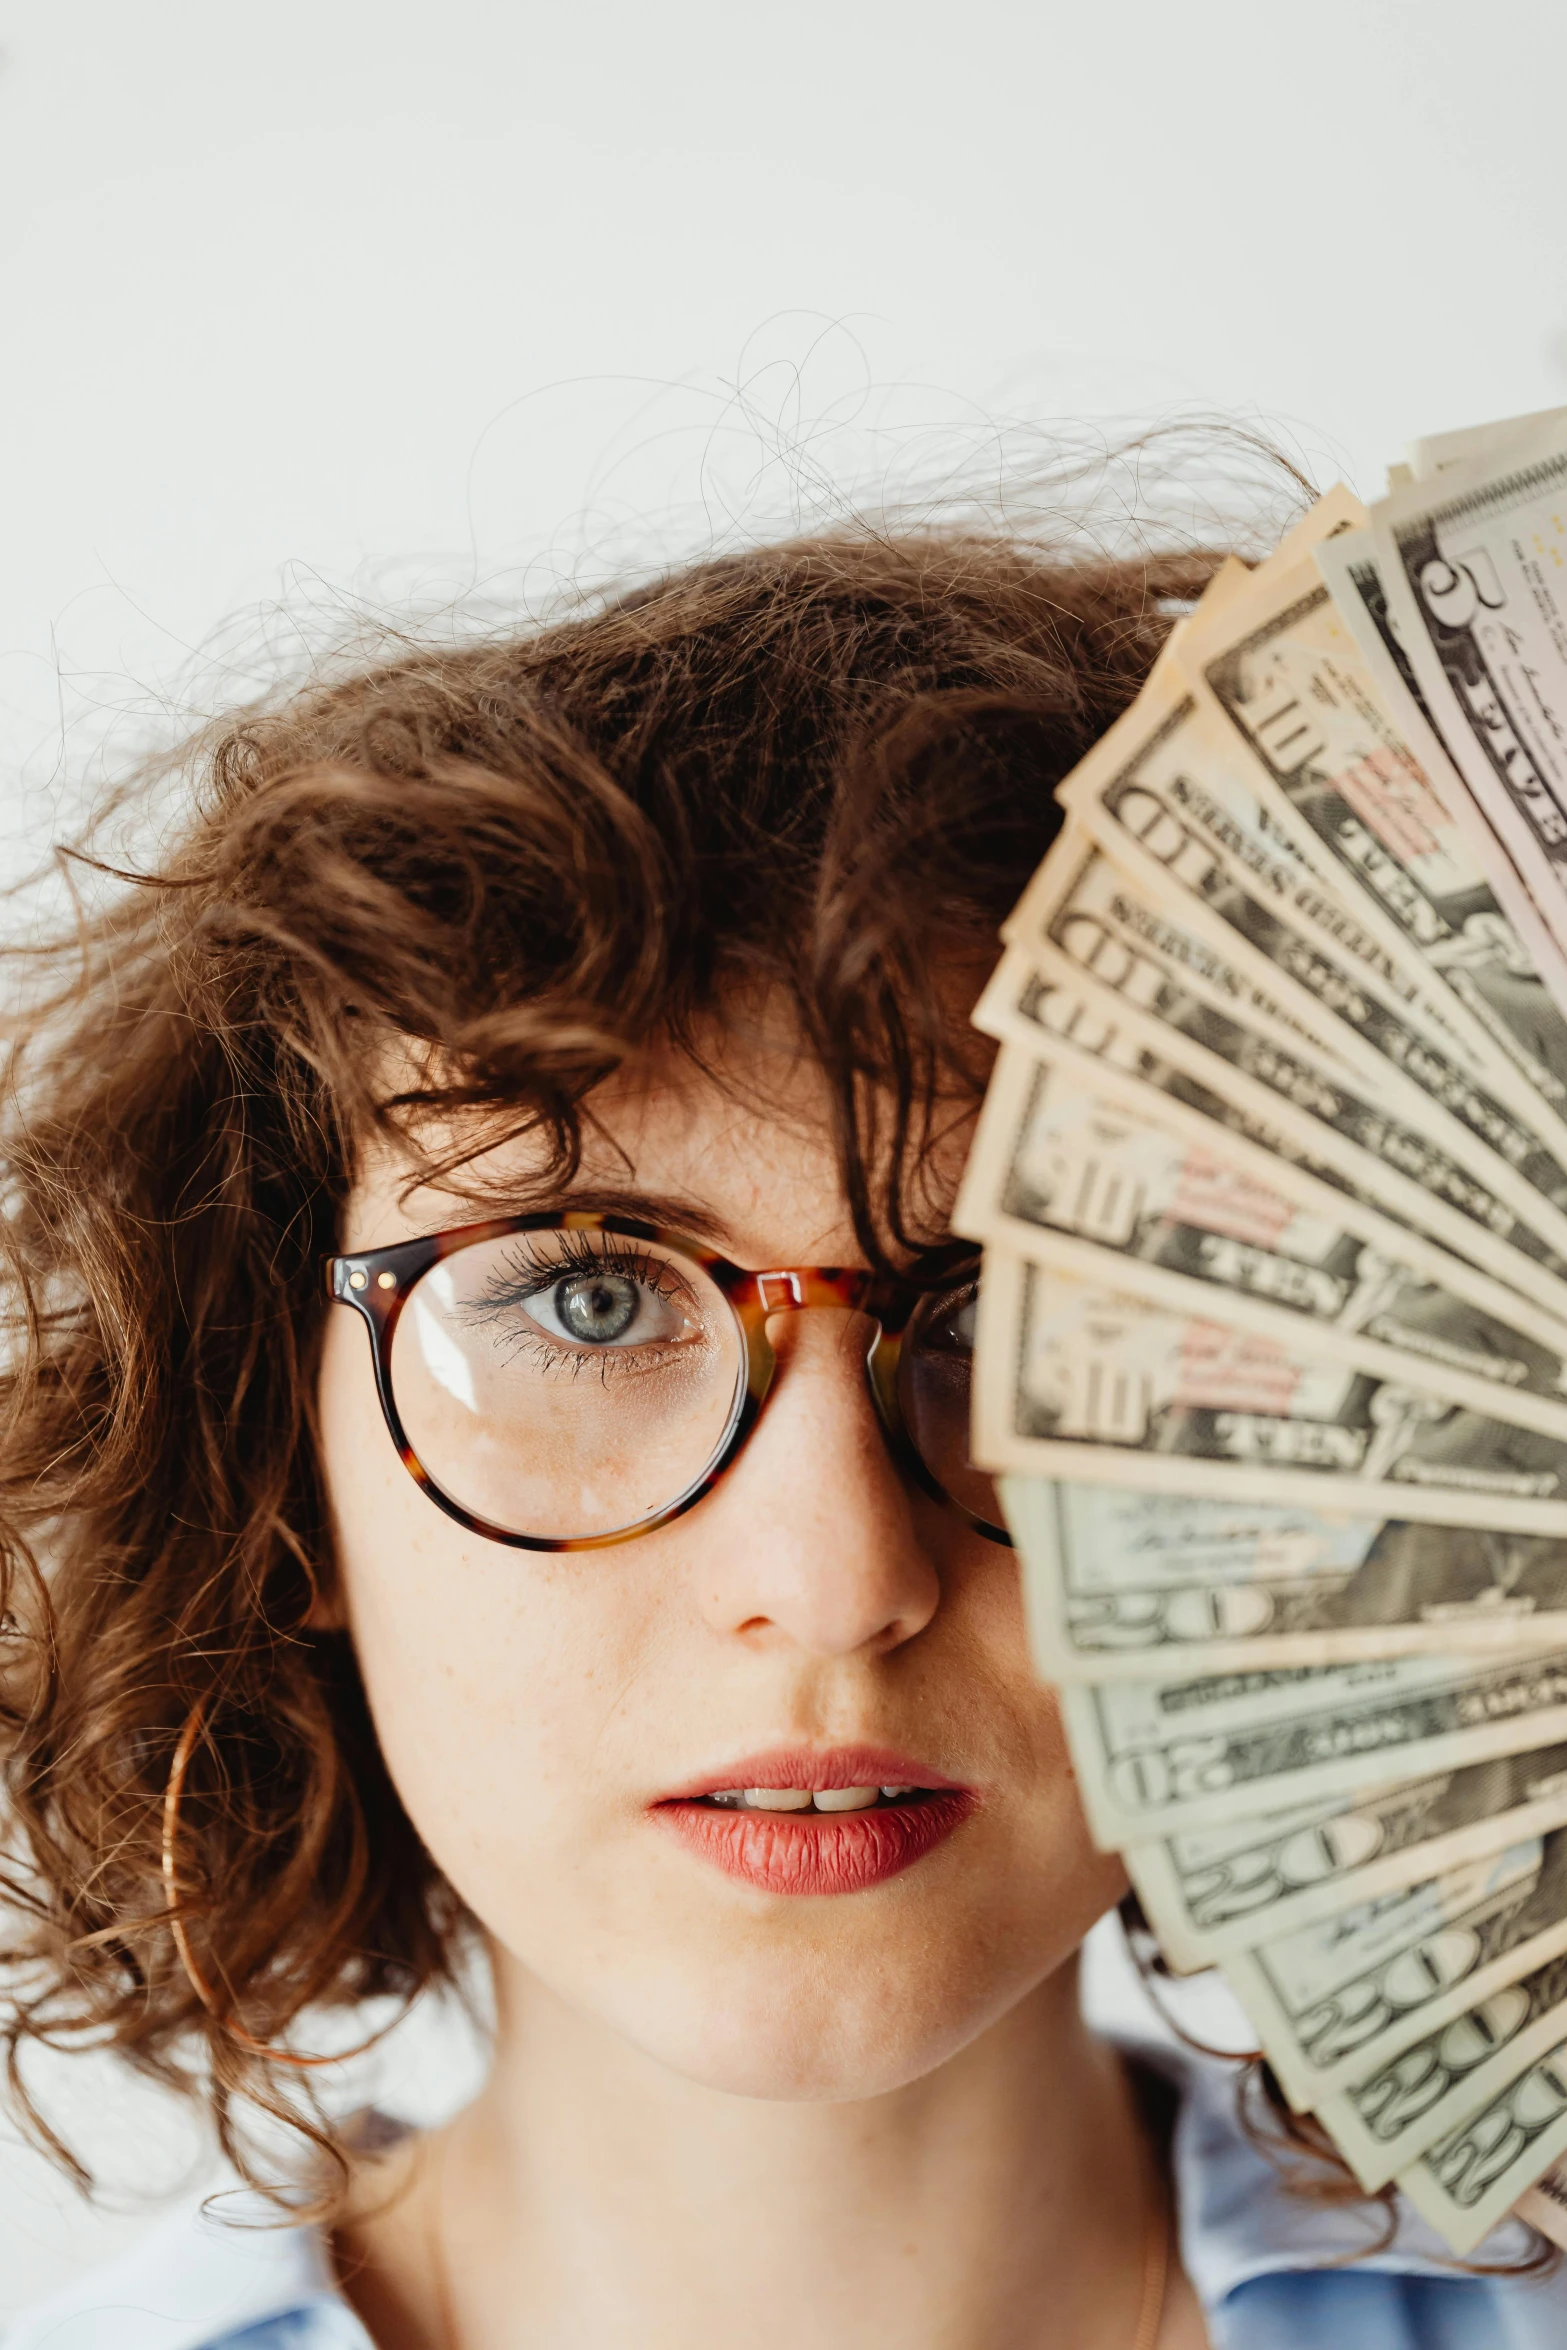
[318,1037,1125,2102]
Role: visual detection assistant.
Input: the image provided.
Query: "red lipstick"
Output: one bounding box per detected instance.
[652,1746,975,1896]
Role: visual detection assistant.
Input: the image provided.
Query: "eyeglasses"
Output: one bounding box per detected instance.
[326,1212,1007,1551]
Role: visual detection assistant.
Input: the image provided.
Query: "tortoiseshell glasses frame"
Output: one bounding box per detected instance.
[326,1210,1009,1551]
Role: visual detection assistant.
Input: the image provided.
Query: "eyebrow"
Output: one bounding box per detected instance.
[403,1182,977,1283]
[413,1183,744,1255]
[552,1185,743,1249]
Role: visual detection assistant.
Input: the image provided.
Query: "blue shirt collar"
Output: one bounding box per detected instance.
[1141,2035,1541,2301]
[6,2045,1558,2350]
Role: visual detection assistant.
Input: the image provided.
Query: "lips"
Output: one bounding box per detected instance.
[652,1746,976,1895]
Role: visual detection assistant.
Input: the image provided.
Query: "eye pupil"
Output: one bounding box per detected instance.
[558,1272,640,1343]
[914,1287,978,1358]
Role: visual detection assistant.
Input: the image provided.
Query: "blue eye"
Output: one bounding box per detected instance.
[446,1236,714,1372]
[550,1272,641,1345]
[915,1285,978,1357]
[507,1252,699,1353]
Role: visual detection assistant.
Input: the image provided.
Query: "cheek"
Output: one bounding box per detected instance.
[317,1307,658,1925]
[933,1549,1125,1933]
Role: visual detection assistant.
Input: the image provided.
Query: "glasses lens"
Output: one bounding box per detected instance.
[897,1278,1001,1528]
[388,1230,746,1540]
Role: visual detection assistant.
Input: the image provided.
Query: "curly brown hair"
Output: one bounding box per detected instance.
[0,509,1305,2205]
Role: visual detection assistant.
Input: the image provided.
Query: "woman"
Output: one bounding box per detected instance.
[3,521,1561,2349]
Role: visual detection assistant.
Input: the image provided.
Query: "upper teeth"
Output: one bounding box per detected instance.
[707,1785,914,1812]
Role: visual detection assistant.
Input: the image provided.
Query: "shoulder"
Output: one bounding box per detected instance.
[2,2197,369,2350]
[1121,2034,1567,2349]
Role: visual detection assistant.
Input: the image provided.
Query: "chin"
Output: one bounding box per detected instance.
[589,1936,1043,2104]
[639,2013,982,2103]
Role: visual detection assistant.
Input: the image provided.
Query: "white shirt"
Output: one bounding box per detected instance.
[7,2045,1567,2349]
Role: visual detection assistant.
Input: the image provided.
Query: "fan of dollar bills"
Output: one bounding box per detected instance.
[957,408,1567,2256]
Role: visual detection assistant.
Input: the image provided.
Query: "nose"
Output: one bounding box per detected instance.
[693,1307,942,1657]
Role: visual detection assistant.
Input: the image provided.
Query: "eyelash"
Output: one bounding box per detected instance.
[459,1234,701,1380]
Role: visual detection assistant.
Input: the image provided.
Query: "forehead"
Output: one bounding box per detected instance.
[346,1033,976,1268]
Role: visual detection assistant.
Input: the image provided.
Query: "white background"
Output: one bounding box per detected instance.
[4,0,1567,2314]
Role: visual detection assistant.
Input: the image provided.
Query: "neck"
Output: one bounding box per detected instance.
[338,1951,1176,2350]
